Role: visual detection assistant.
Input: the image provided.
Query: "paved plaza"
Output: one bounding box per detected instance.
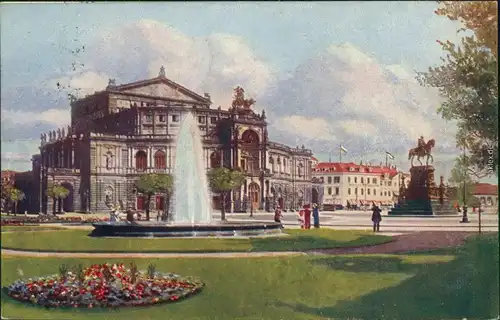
[215,210,499,232]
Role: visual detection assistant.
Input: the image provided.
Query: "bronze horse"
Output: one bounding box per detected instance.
[408,138,435,167]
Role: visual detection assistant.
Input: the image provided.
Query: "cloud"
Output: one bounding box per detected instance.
[77,19,274,108]
[273,116,336,142]
[1,108,70,127]
[52,71,110,98]
[263,42,458,159]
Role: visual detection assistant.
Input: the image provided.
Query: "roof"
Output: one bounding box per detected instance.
[311,156,318,161]
[473,183,498,196]
[313,162,398,177]
[110,75,211,104]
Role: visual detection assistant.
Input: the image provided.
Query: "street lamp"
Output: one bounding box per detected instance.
[460,144,469,223]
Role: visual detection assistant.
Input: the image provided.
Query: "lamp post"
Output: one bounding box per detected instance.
[249,175,254,218]
[460,145,469,223]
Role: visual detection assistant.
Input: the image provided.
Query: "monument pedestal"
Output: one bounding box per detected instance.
[389,166,455,216]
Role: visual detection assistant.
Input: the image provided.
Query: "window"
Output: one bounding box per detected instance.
[367,178,370,184]
[327,187,332,195]
[334,176,340,183]
[368,188,371,195]
[211,117,217,124]
[348,188,351,195]
[145,113,153,122]
[172,115,180,122]
[384,191,387,196]
[388,181,392,186]
[361,177,364,184]
[361,188,364,195]
[355,188,358,195]
[198,116,206,124]
[335,187,339,195]
[373,178,377,184]
[135,151,147,170]
[373,189,376,196]
[158,114,166,122]
[327,177,332,184]
[154,150,166,169]
[354,177,357,183]
[348,177,351,183]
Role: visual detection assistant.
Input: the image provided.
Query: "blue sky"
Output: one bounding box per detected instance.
[3,1,493,183]
[1,2,459,86]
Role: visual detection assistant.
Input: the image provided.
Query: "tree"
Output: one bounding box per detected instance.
[8,188,25,215]
[448,155,477,206]
[135,173,173,221]
[45,184,70,215]
[135,174,157,221]
[155,174,174,221]
[417,1,498,178]
[207,167,245,221]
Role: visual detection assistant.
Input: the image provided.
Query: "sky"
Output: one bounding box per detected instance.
[0,2,495,183]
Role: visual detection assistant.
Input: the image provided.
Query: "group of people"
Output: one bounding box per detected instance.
[274,203,321,229]
[273,201,383,232]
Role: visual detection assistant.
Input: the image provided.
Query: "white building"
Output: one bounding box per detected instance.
[312,162,407,208]
[472,183,498,214]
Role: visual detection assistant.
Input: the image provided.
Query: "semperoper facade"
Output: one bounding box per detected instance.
[34,67,323,214]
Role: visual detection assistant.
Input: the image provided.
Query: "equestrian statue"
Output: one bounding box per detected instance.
[408,136,435,167]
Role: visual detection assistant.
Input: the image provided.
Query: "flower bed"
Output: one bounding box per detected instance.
[1,216,110,226]
[5,263,204,309]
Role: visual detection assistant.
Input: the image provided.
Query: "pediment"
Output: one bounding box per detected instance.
[121,82,199,102]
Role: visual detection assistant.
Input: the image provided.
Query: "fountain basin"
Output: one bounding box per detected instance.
[90,221,283,238]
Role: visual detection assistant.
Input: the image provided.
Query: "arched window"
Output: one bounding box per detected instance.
[210,151,221,168]
[154,150,166,169]
[135,150,147,170]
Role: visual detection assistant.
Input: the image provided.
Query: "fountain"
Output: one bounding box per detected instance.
[91,112,282,238]
[171,112,212,224]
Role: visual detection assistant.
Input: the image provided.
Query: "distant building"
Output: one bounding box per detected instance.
[472,183,498,213]
[33,69,323,214]
[312,162,406,207]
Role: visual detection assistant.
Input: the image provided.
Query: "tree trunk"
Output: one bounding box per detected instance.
[164,193,170,222]
[14,201,17,216]
[52,197,57,215]
[220,192,226,221]
[146,195,151,221]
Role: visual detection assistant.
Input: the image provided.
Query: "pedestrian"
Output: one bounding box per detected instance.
[371,202,382,232]
[303,204,312,230]
[312,203,320,228]
[274,206,283,223]
[298,208,305,229]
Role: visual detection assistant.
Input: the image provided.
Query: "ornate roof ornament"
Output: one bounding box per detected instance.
[159,66,166,78]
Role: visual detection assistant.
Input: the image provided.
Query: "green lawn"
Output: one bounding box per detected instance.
[1,226,66,232]
[1,234,498,320]
[0,229,391,253]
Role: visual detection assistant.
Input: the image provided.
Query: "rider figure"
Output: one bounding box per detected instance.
[417,136,425,153]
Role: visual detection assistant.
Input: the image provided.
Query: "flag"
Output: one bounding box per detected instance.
[340,145,348,153]
[386,151,395,160]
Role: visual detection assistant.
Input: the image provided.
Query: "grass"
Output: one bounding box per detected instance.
[1,226,66,233]
[1,234,498,320]
[0,229,391,253]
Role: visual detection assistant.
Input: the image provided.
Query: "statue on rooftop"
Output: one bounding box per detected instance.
[159,66,166,78]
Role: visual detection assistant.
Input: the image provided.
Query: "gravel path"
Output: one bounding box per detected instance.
[310,231,476,255]
[1,231,480,258]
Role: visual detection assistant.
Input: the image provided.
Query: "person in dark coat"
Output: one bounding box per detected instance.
[312,203,320,228]
[371,202,382,232]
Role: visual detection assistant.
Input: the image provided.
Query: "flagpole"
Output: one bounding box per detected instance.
[339,144,342,163]
[385,153,388,167]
